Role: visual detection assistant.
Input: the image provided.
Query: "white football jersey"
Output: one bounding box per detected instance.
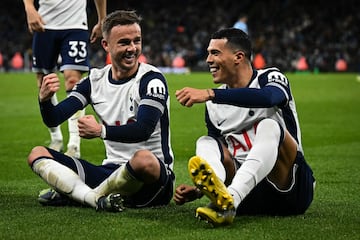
[38,0,88,30]
[70,63,174,169]
[206,68,302,163]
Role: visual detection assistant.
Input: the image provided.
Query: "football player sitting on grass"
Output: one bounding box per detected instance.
[27,10,175,212]
[173,28,315,227]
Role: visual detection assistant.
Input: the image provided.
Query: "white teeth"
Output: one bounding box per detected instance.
[209,67,218,73]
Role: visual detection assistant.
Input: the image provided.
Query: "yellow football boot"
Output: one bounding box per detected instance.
[188,156,234,211]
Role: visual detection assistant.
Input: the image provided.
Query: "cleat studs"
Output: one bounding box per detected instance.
[209,178,214,185]
[191,169,199,176]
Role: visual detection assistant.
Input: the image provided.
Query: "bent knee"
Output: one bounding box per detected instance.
[196,135,217,148]
[258,118,280,129]
[27,146,52,166]
[258,118,283,141]
[131,149,159,170]
[133,149,153,158]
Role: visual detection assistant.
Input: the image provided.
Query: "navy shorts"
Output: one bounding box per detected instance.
[45,148,175,208]
[236,151,315,215]
[32,29,90,74]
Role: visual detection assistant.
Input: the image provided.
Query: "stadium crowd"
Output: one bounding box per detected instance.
[1,0,359,73]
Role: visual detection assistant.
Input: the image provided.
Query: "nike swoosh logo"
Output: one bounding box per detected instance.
[93,101,105,105]
[217,119,226,126]
[75,58,86,63]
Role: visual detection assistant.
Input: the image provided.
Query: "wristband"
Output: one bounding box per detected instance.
[207,89,214,100]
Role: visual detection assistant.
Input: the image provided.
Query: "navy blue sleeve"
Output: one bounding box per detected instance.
[212,85,287,108]
[104,71,167,143]
[40,96,84,127]
[105,104,161,143]
[40,77,90,127]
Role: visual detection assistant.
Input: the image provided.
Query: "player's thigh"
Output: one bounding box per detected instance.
[237,152,315,215]
[32,30,60,73]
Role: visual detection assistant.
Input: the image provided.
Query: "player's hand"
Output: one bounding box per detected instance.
[90,23,102,43]
[78,115,102,139]
[173,184,202,205]
[175,87,213,107]
[24,6,45,33]
[39,73,60,102]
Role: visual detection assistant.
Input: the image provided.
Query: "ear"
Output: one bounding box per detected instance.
[101,39,109,52]
[234,50,245,63]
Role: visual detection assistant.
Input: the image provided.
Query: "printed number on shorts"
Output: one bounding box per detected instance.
[68,41,87,58]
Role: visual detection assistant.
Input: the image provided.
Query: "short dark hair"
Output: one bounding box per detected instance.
[211,28,252,60]
[102,10,142,37]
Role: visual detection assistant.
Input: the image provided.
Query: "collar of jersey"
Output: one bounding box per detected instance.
[108,68,139,85]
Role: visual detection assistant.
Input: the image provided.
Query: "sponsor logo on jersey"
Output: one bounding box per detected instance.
[146,79,166,100]
[267,71,288,86]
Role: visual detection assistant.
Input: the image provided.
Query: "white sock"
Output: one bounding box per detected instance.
[67,109,84,148]
[67,92,84,149]
[228,119,281,209]
[94,163,144,197]
[49,94,62,141]
[195,136,226,182]
[32,158,97,207]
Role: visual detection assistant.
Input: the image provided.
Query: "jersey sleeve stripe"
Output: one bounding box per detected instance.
[140,99,165,114]
[267,82,289,102]
[69,91,88,107]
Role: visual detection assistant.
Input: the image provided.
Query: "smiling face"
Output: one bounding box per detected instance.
[206,38,239,86]
[102,23,142,78]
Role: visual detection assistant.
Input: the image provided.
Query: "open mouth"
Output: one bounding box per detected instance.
[209,65,219,75]
[123,53,137,63]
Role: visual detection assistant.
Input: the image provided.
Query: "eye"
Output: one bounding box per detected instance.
[134,38,142,45]
[212,50,220,56]
[118,39,130,46]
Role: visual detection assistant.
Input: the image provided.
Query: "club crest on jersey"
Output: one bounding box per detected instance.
[146,79,166,100]
[267,72,288,86]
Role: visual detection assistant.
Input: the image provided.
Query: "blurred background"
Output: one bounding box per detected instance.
[0,0,359,73]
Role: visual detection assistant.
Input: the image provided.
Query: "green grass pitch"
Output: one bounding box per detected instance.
[0,72,359,239]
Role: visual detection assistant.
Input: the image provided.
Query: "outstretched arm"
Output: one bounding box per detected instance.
[175,87,214,107]
[176,86,287,108]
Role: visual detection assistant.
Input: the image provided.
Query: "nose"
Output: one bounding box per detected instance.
[206,54,212,64]
[127,41,137,51]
